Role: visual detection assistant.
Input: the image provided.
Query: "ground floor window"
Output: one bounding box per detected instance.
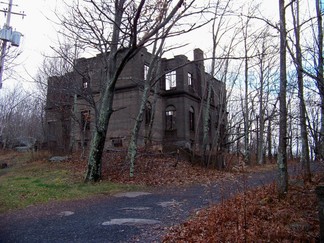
[189,106,195,131]
[111,138,123,147]
[145,101,152,125]
[81,110,91,130]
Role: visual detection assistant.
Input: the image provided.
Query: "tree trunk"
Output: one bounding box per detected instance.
[127,84,149,177]
[202,79,212,166]
[277,0,289,196]
[85,86,114,181]
[126,35,164,177]
[85,0,126,182]
[145,83,158,146]
[292,0,311,181]
[258,48,265,165]
[243,24,250,165]
[267,118,272,159]
[316,0,324,161]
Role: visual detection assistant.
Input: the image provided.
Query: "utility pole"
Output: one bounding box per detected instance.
[0,0,25,89]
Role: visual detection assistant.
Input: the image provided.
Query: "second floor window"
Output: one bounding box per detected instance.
[82,73,90,89]
[144,64,149,80]
[188,73,193,86]
[165,71,176,90]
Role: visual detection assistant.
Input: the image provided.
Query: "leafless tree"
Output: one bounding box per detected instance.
[277,0,289,196]
[315,0,324,161]
[126,33,164,177]
[288,0,311,180]
[0,84,43,149]
[56,0,204,182]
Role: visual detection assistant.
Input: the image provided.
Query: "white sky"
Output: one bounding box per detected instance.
[0,0,282,90]
[0,0,59,89]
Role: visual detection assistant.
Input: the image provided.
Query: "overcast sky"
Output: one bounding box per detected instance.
[0,0,282,90]
[0,0,59,89]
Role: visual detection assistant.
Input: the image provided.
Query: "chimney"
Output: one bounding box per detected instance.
[194,48,204,69]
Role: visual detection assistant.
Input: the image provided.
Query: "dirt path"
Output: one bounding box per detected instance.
[0,162,322,243]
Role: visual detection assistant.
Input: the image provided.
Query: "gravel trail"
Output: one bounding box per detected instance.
[0,162,323,243]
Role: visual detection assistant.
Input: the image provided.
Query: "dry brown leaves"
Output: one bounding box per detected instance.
[57,150,277,186]
[51,151,321,241]
[101,150,230,186]
[163,176,322,242]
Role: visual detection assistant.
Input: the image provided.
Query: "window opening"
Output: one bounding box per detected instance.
[112,138,123,147]
[145,102,152,125]
[165,71,176,90]
[189,106,195,131]
[82,75,89,89]
[144,64,149,80]
[188,73,193,86]
[81,110,91,130]
[166,105,176,130]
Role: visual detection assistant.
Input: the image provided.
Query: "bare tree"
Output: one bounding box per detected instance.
[277,0,289,196]
[57,0,200,182]
[289,0,311,180]
[126,34,164,177]
[315,0,324,161]
[253,27,279,165]
[0,84,44,149]
[201,0,238,167]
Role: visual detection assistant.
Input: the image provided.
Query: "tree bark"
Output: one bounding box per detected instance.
[316,0,324,161]
[242,16,250,165]
[291,0,311,181]
[267,117,272,159]
[85,0,126,182]
[127,85,149,177]
[257,46,265,165]
[277,0,289,196]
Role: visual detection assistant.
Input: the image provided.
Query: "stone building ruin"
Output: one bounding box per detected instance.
[45,48,227,156]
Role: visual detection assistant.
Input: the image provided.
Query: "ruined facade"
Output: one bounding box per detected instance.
[45,48,227,153]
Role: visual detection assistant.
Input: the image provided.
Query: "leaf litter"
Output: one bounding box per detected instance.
[53,150,323,241]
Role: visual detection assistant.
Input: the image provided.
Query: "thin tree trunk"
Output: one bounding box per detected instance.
[243,22,250,165]
[146,83,158,146]
[258,49,265,165]
[277,0,289,196]
[316,0,324,161]
[202,80,212,166]
[126,32,165,177]
[288,111,293,160]
[127,84,149,177]
[292,0,311,181]
[267,118,272,159]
